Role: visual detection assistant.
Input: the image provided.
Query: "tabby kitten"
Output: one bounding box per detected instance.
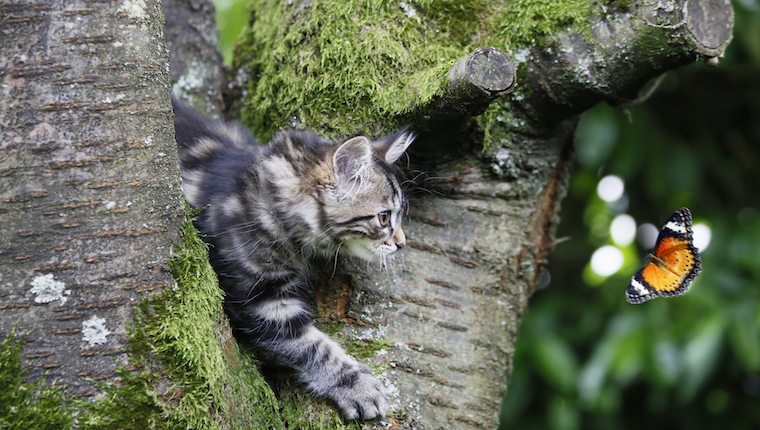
[172,98,414,420]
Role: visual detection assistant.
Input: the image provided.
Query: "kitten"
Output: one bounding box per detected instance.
[172,98,414,420]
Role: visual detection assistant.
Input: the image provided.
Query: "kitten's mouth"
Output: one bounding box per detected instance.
[342,238,399,262]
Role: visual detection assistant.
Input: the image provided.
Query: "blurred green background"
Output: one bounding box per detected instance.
[214,1,760,428]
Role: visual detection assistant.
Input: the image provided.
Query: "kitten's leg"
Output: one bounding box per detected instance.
[288,325,390,420]
[242,297,390,420]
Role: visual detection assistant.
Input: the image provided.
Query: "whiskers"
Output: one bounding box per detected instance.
[366,248,404,284]
[330,243,343,279]
[402,170,444,199]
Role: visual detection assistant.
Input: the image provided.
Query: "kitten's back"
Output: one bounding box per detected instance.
[172,98,260,208]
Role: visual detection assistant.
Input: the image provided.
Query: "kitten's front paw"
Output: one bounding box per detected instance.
[327,364,390,420]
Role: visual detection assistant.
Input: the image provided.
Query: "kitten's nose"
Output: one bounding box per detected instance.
[393,228,406,249]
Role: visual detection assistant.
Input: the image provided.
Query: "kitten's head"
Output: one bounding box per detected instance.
[325,129,415,262]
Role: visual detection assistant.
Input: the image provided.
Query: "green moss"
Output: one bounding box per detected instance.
[76,369,172,430]
[235,0,598,143]
[277,388,362,430]
[605,0,633,13]
[632,22,688,62]
[0,327,75,430]
[236,0,481,139]
[129,209,282,429]
[315,319,391,360]
[490,0,593,50]
[346,338,391,363]
[388,409,408,421]
[315,320,391,379]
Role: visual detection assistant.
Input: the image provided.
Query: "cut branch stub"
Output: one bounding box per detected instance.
[686,0,734,52]
[447,47,516,116]
[410,47,516,159]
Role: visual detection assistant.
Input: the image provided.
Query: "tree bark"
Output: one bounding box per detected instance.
[1,0,181,397]
[163,0,225,114]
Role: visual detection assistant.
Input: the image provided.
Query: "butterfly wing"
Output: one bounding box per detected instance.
[626,263,677,303]
[626,208,702,304]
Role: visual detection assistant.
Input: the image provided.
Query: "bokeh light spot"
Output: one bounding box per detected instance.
[693,223,711,252]
[597,175,624,202]
[637,223,659,250]
[590,245,624,277]
[610,214,636,246]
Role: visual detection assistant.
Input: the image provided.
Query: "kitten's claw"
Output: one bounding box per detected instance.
[324,364,390,420]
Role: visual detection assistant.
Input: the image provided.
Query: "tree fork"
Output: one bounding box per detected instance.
[164,0,225,113]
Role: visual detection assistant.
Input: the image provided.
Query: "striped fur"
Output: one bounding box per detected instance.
[172,98,414,420]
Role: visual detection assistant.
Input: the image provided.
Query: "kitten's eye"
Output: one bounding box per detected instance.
[378,211,391,227]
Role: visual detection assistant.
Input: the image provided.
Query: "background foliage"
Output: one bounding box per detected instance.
[215,1,760,428]
[500,1,760,428]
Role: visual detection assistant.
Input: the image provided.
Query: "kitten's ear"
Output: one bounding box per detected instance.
[333,136,372,189]
[372,128,416,164]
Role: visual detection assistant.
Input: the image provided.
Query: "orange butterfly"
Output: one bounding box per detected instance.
[626,208,702,304]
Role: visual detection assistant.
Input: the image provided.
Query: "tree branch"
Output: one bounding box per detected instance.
[516,0,734,127]
[446,47,516,116]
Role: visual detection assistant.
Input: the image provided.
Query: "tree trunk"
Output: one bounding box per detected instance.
[0,0,733,429]
[1,0,181,397]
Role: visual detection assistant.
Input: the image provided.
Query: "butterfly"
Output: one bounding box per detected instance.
[626,207,702,304]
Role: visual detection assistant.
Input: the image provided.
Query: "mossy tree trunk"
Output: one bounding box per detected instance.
[0,0,733,429]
